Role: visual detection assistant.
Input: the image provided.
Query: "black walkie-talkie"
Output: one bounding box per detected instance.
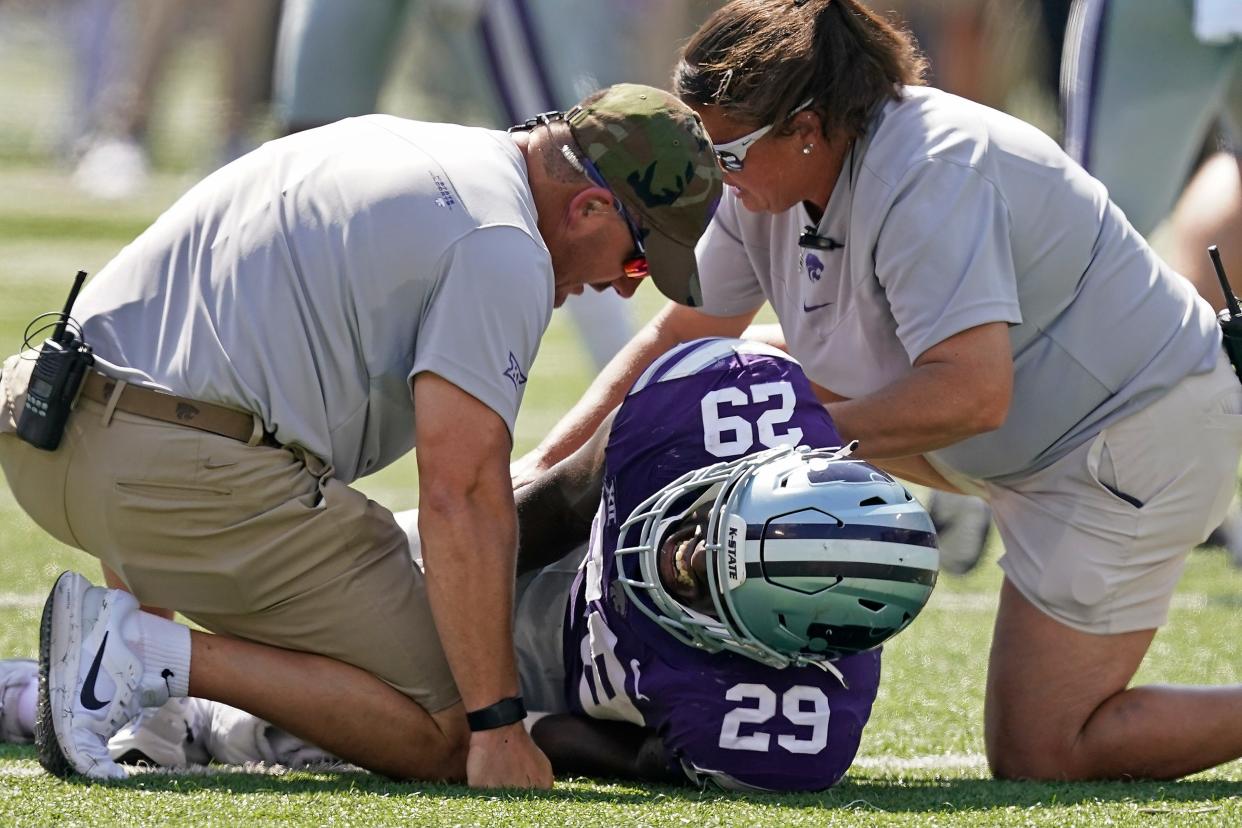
[1210,246,1242,385]
[16,270,95,450]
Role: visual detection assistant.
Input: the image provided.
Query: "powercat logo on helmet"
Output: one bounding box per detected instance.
[725,514,747,587]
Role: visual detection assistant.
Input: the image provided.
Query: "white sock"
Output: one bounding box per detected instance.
[125,612,192,705]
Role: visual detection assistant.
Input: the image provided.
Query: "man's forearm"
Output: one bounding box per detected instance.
[412,370,552,787]
[419,488,521,711]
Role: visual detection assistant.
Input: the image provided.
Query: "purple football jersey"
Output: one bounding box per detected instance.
[562,338,882,792]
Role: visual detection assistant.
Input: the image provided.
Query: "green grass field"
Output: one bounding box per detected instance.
[3,8,1242,827]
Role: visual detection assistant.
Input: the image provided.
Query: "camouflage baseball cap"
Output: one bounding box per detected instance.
[567,84,723,307]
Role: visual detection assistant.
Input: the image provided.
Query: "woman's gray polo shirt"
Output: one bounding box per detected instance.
[696,86,1220,482]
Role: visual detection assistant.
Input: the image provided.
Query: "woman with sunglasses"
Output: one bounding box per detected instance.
[520,0,1242,784]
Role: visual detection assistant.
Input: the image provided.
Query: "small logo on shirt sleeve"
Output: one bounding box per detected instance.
[503,352,528,388]
[430,173,457,209]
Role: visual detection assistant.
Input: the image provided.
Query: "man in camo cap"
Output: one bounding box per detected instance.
[0,83,720,790]
[560,83,722,307]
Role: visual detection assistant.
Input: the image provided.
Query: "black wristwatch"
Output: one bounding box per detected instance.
[466,696,527,732]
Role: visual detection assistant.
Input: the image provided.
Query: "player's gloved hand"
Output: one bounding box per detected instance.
[467,723,553,789]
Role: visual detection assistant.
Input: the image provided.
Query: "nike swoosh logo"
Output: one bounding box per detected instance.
[80,631,112,711]
[802,301,834,312]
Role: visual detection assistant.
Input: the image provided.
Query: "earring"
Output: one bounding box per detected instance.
[802,144,814,155]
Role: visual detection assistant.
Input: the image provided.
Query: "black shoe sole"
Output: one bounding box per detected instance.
[35,572,75,779]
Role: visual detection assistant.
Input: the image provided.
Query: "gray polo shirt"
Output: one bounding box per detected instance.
[76,115,553,483]
[697,85,1220,482]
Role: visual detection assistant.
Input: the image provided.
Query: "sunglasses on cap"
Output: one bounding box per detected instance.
[509,110,649,279]
[713,98,814,172]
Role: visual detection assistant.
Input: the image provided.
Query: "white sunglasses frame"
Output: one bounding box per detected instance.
[712,98,815,172]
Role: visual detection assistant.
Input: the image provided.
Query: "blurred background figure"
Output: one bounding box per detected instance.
[880,0,1066,119]
[882,0,1025,111]
[271,0,683,369]
[1063,0,1242,310]
[68,0,281,200]
[1062,0,1242,563]
[59,0,126,161]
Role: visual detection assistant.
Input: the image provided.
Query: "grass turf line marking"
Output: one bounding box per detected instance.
[0,593,42,610]
[852,753,987,771]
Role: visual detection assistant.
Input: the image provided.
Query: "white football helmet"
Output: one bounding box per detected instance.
[615,444,939,669]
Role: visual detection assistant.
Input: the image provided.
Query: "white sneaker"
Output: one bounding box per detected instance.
[109,697,210,769]
[37,572,169,780]
[0,659,37,743]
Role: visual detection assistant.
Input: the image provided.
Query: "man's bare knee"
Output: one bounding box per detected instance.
[417,703,469,781]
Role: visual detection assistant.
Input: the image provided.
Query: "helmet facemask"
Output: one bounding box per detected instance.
[615,443,938,671]
[617,445,844,669]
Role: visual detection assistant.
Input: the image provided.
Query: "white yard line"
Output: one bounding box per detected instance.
[0,764,43,778]
[852,752,988,772]
[0,761,357,779]
[0,593,42,610]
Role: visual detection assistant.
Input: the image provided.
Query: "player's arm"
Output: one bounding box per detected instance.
[413,372,552,789]
[529,714,683,784]
[514,408,617,577]
[511,302,756,487]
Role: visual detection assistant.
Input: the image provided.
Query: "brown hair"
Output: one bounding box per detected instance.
[674,0,927,140]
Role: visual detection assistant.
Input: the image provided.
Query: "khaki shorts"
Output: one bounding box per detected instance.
[980,352,1242,634]
[0,354,458,712]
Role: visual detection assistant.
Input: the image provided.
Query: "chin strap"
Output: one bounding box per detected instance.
[804,656,848,689]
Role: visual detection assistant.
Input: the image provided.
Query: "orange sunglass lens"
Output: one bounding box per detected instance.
[623,257,649,279]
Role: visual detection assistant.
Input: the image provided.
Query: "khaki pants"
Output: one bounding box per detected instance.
[0,354,458,712]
